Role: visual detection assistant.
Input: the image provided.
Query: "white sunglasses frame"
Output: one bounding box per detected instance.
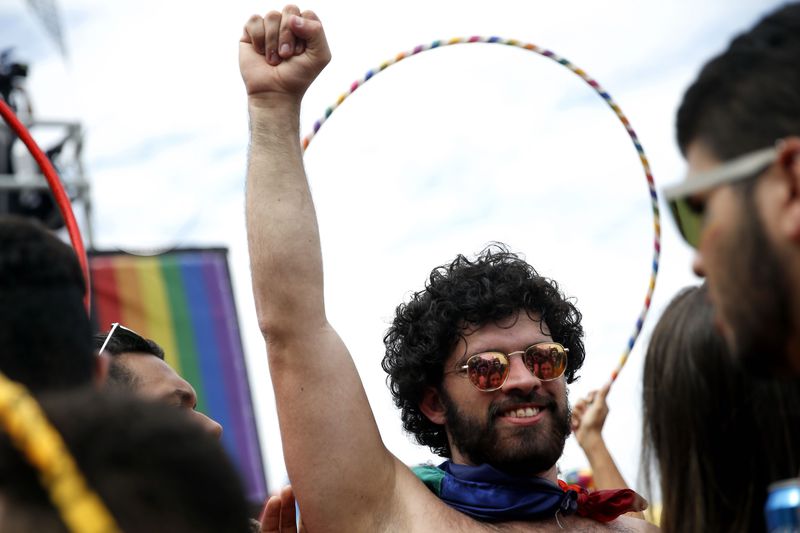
[663,144,779,202]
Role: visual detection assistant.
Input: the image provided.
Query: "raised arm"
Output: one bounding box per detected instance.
[570,383,645,520]
[240,7,397,531]
[571,383,628,490]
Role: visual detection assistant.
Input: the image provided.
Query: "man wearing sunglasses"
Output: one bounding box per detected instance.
[95,324,223,439]
[240,7,650,531]
[663,3,800,376]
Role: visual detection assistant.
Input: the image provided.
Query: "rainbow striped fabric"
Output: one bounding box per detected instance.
[89,248,267,503]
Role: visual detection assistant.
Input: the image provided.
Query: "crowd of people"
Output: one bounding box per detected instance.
[0,2,798,531]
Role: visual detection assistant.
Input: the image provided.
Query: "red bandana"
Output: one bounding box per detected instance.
[558,480,646,523]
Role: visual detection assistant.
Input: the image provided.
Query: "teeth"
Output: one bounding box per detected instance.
[504,407,541,418]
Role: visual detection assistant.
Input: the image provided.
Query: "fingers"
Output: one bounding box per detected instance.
[259,487,297,533]
[241,11,281,64]
[280,485,298,532]
[289,11,328,56]
[585,386,610,429]
[279,5,301,59]
[295,10,318,55]
[260,496,282,532]
[631,493,649,512]
[597,381,611,402]
[571,397,587,427]
[239,6,331,99]
[242,14,267,53]
[265,11,282,66]
[248,7,325,66]
[571,384,613,434]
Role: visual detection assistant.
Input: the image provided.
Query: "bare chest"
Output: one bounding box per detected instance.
[460,517,640,533]
[398,506,646,533]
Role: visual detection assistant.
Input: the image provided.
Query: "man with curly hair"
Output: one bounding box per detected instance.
[382,246,585,479]
[240,6,651,532]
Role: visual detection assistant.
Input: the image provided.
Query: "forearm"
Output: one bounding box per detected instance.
[246,97,326,338]
[246,96,390,528]
[580,434,628,490]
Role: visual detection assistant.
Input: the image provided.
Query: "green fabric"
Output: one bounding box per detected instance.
[412,464,445,496]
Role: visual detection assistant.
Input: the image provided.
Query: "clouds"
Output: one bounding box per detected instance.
[1,0,784,492]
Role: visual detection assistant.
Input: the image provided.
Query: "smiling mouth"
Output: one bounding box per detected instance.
[500,406,542,419]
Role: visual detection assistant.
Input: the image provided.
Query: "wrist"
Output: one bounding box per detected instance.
[248,93,302,115]
[248,97,302,140]
[577,431,606,452]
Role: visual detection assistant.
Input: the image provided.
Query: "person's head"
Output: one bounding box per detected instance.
[0,215,97,392]
[539,360,554,380]
[95,325,222,439]
[0,388,250,532]
[383,244,585,474]
[642,285,800,533]
[488,371,503,390]
[666,3,800,374]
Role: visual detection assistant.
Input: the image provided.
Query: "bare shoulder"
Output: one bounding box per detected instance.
[602,516,660,532]
[494,515,659,533]
[387,464,659,533]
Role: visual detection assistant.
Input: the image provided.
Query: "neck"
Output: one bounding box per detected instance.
[448,453,559,483]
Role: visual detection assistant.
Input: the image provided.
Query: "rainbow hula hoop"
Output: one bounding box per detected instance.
[302,36,661,384]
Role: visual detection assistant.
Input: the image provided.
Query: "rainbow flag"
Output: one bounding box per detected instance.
[89,248,267,503]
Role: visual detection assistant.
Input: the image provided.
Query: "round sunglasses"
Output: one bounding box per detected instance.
[447,341,569,392]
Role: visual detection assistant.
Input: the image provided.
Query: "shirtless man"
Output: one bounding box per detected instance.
[240,7,655,531]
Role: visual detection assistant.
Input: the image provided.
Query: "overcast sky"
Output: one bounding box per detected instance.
[1,0,786,495]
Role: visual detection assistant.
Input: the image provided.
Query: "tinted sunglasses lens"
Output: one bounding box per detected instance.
[466,352,509,390]
[669,197,703,248]
[524,343,567,380]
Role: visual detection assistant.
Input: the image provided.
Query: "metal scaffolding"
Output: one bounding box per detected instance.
[0,119,94,247]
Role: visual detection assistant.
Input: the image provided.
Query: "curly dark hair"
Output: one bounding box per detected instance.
[382,243,585,457]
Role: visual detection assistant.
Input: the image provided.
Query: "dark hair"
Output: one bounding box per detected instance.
[677,3,800,160]
[0,215,94,392]
[0,388,251,532]
[94,327,165,389]
[94,327,165,359]
[642,285,800,533]
[383,244,585,457]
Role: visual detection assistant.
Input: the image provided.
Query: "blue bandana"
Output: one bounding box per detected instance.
[413,461,578,523]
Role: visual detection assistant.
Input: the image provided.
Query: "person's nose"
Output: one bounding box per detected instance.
[501,354,540,395]
[192,410,223,439]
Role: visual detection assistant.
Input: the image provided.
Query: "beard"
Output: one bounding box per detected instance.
[439,388,570,475]
[717,193,793,376]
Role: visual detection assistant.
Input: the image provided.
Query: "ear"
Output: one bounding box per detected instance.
[777,137,800,242]
[93,353,111,387]
[418,386,447,425]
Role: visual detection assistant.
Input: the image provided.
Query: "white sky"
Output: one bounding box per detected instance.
[1,0,786,496]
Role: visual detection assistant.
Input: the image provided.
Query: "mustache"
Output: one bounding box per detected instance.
[488,392,557,421]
